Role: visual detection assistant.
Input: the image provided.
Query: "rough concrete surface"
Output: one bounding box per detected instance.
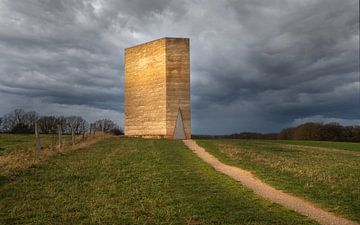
[124,37,190,139]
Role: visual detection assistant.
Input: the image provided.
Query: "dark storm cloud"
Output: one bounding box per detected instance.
[0,0,358,133]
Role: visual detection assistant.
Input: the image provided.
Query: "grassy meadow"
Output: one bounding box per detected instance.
[0,133,71,155]
[196,139,360,222]
[0,137,317,224]
[0,133,105,179]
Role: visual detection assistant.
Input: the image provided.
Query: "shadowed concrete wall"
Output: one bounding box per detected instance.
[124,37,191,139]
[165,38,190,138]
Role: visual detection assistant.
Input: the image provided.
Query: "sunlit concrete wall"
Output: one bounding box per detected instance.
[124,37,191,139]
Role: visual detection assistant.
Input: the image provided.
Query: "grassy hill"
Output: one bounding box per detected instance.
[196,139,360,222]
[0,133,71,155]
[0,133,100,178]
[0,137,316,224]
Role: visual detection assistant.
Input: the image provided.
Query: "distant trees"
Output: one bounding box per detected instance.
[278,127,295,140]
[228,132,278,140]
[2,108,358,141]
[194,122,360,142]
[38,116,58,134]
[93,119,117,132]
[279,122,360,142]
[66,116,87,134]
[1,109,39,133]
[91,119,123,135]
[0,109,122,135]
[193,132,278,140]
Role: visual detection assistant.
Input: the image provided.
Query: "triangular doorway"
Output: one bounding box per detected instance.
[173,109,186,139]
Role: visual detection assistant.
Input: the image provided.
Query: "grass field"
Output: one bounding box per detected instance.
[0,137,317,224]
[196,139,360,222]
[0,133,104,179]
[272,140,360,152]
[0,133,71,155]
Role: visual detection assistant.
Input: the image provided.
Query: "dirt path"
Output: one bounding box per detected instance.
[183,139,359,225]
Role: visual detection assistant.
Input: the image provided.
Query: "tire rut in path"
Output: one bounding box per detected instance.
[183,139,359,225]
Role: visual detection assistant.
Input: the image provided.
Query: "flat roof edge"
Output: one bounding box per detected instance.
[125,37,189,50]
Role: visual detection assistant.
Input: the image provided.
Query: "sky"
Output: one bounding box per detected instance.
[0,0,359,134]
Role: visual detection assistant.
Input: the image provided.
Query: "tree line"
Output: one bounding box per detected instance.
[193,122,360,142]
[278,122,360,142]
[0,109,123,135]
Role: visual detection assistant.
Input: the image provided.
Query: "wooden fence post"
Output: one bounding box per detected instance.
[58,124,63,149]
[82,123,85,141]
[34,122,41,160]
[71,125,75,146]
[89,123,92,136]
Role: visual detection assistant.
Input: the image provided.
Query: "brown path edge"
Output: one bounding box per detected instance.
[183,139,359,225]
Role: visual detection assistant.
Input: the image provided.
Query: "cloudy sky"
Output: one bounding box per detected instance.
[0,0,359,134]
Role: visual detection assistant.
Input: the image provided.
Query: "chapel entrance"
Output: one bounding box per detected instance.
[173,109,186,139]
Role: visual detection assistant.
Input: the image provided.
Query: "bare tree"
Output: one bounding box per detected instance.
[38,116,58,134]
[56,116,67,134]
[13,109,26,124]
[1,109,39,133]
[94,119,118,132]
[66,116,87,135]
[23,111,39,131]
[2,109,21,132]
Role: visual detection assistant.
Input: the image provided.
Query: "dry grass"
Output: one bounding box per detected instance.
[0,138,317,224]
[281,144,360,157]
[216,143,349,184]
[197,139,360,222]
[0,133,113,177]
